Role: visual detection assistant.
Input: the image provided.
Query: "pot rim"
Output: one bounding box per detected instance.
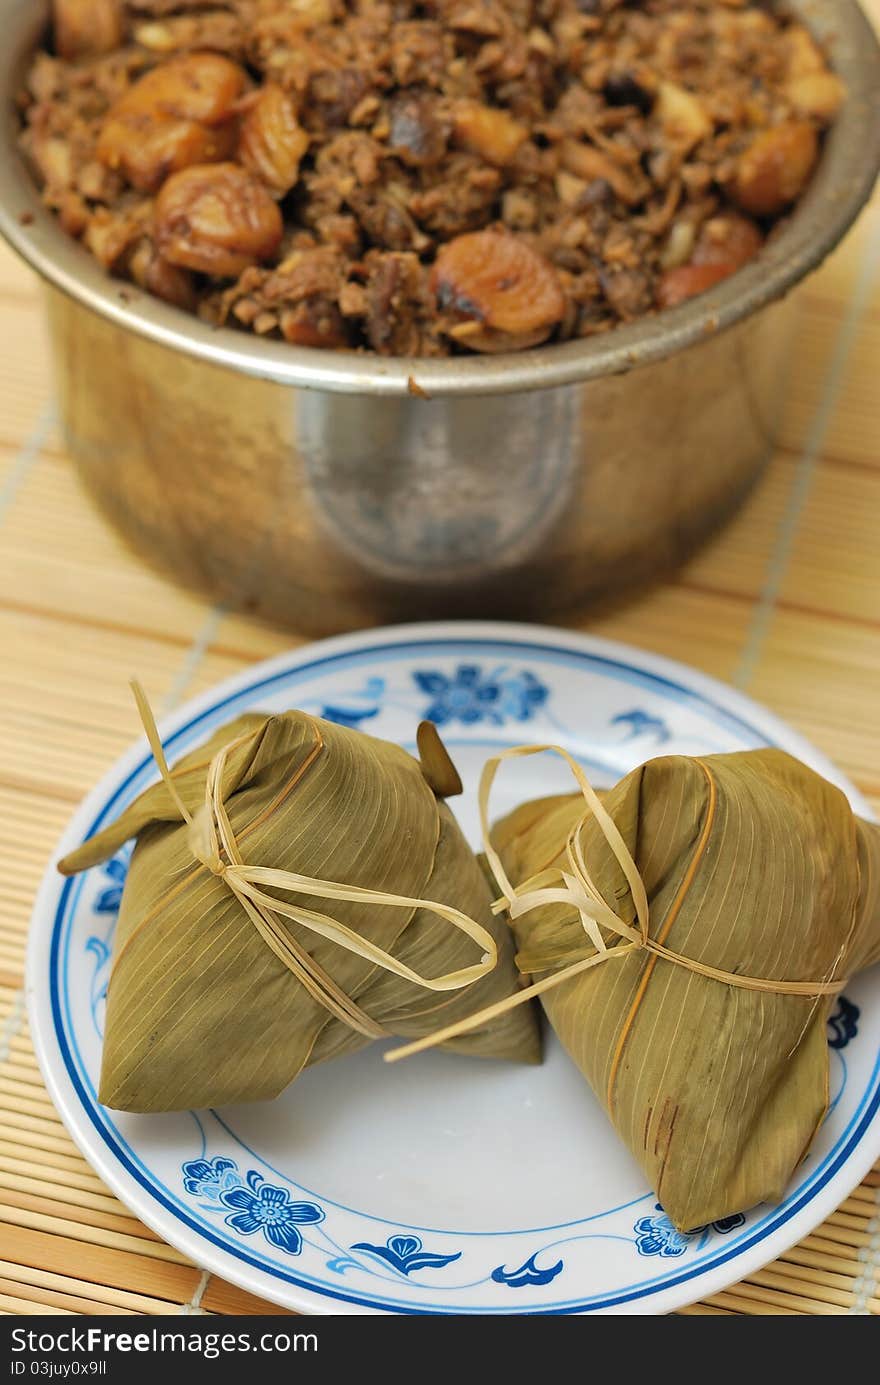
[1,0,878,398]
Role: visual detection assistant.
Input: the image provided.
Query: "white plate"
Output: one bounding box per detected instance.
[27,621,880,1315]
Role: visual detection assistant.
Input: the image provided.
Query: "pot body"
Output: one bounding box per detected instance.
[49,285,795,633]
[5,0,878,634]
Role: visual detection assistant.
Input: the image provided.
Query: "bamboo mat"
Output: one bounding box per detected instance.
[2,54,880,1321]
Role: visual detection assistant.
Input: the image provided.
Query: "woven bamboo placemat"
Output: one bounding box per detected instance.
[1,37,879,1316]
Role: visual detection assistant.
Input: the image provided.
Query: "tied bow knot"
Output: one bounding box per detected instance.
[483,744,651,967]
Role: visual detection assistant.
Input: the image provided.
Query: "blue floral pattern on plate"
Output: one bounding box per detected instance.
[413,665,548,726]
[221,1174,323,1256]
[828,997,859,1050]
[611,709,672,744]
[179,1147,754,1288]
[182,1156,244,1208]
[93,854,127,914]
[350,1234,461,1277]
[180,1160,323,1256]
[634,1205,746,1258]
[634,1210,694,1259]
[319,676,386,729]
[491,1252,564,1288]
[84,852,130,1039]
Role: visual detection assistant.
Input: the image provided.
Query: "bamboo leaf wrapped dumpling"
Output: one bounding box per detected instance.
[59,707,540,1112]
[487,748,880,1231]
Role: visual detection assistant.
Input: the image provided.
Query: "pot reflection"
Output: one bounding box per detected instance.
[297,388,578,583]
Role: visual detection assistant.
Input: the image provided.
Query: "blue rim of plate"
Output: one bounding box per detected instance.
[32,624,880,1314]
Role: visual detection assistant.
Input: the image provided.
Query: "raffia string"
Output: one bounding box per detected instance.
[130,681,499,1041]
[384,743,848,1064]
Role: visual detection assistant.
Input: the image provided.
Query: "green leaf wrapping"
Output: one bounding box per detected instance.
[491,749,880,1231]
[60,712,540,1111]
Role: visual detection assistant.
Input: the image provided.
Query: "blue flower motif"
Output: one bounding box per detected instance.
[413,665,547,727]
[219,1170,323,1256]
[181,1156,244,1206]
[94,854,129,914]
[634,1208,694,1258]
[414,666,498,724]
[634,1203,746,1257]
[828,996,859,1050]
[491,1252,564,1288]
[351,1233,461,1277]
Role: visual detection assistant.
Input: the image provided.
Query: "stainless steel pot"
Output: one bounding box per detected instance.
[2,0,878,634]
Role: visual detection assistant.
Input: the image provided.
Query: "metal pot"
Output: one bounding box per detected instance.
[2,0,878,634]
